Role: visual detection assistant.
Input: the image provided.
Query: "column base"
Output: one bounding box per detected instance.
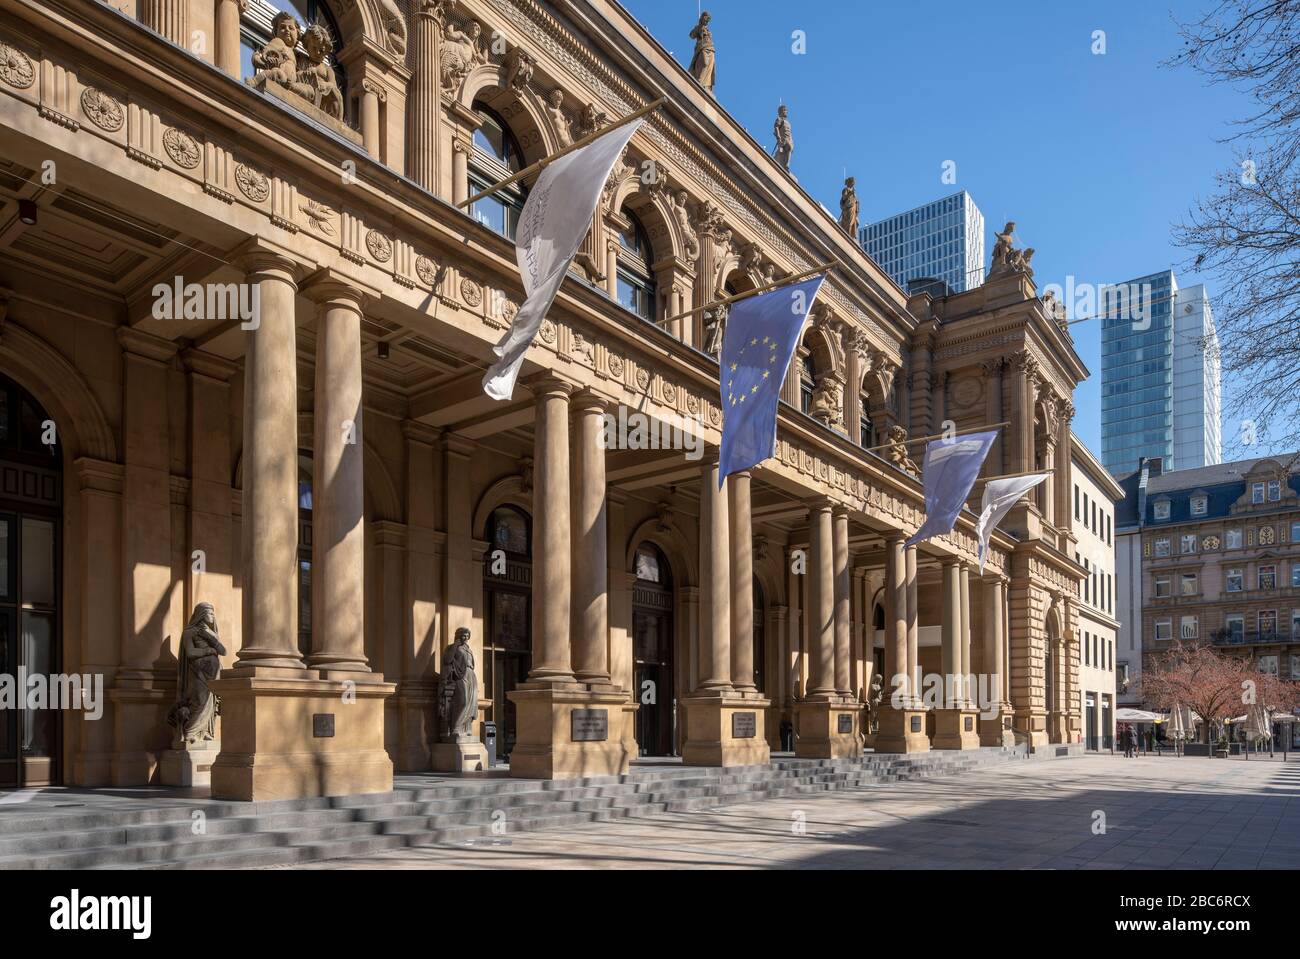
[209,672,395,801]
[506,686,633,780]
[681,693,772,767]
[1014,709,1050,748]
[874,705,931,754]
[160,742,221,787]
[980,705,1017,747]
[793,697,861,759]
[932,707,981,750]
[431,739,489,772]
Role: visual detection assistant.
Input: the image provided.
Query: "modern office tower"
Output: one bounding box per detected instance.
[1100,270,1222,476]
[860,191,985,294]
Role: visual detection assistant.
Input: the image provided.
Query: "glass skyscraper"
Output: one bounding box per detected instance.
[1100,270,1221,476]
[859,191,985,294]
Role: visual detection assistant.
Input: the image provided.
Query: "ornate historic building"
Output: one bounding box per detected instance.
[0,0,1087,798]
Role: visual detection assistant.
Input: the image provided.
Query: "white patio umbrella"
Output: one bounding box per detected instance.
[1169,703,1187,738]
[1116,708,1161,722]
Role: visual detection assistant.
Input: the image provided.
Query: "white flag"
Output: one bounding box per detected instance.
[975,473,1049,572]
[482,120,644,401]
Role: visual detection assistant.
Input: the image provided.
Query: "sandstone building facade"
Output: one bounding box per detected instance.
[0,0,1087,797]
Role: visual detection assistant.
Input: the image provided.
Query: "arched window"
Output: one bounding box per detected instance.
[616,212,657,321]
[860,397,874,448]
[488,506,531,557]
[800,350,816,414]
[469,104,527,240]
[240,0,348,116]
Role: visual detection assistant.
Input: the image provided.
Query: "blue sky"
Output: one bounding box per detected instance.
[621,0,1264,459]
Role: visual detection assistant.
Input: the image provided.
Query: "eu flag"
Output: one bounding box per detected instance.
[718,275,826,488]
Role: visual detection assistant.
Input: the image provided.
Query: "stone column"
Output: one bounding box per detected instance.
[940,560,959,704]
[407,1,445,192]
[959,563,972,706]
[451,136,471,206]
[980,574,1014,746]
[360,80,383,158]
[883,535,907,700]
[527,376,575,685]
[728,471,756,695]
[905,544,919,705]
[805,500,835,698]
[833,507,852,698]
[231,248,304,672]
[141,0,187,46]
[215,0,242,78]
[571,391,611,687]
[304,272,374,673]
[698,455,732,692]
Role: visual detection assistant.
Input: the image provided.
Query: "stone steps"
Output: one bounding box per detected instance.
[0,745,1035,869]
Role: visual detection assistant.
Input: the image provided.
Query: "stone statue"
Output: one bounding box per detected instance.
[1009,246,1035,279]
[295,22,343,120]
[839,177,859,236]
[250,12,301,90]
[886,424,920,477]
[991,221,1015,267]
[502,46,534,93]
[546,88,572,148]
[438,627,478,741]
[672,189,700,261]
[167,602,227,747]
[689,11,716,92]
[378,0,407,55]
[772,104,793,171]
[703,304,728,357]
[574,102,608,140]
[440,20,485,92]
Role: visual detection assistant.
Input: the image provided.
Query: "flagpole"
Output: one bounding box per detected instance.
[980,467,1055,482]
[658,261,838,325]
[457,97,668,209]
[861,421,1010,455]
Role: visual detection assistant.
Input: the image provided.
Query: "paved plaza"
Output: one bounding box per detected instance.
[279,755,1300,870]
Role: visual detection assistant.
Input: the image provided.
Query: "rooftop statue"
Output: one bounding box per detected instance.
[839,177,859,236]
[689,11,716,93]
[773,104,793,171]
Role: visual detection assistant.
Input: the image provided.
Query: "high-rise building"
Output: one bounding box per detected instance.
[1100,270,1222,476]
[860,191,985,294]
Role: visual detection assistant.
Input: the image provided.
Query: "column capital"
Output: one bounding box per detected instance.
[228,236,315,280]
[569,388,612,415]
[117,327,179,364]
[804,495,835,513]
[523,372,574,399]
[300,267,382,309]
[181,347,239,382]
[832,503,851,518]
[727,469,752,482]
[884,530,906,546]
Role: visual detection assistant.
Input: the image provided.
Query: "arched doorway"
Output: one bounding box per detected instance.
[0,374,62,787]
[632,543,675,756]
[483,505,532,760]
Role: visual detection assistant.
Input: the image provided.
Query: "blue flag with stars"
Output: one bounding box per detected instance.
[719,275,826,488]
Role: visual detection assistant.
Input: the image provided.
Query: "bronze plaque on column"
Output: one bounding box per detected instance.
[838,714,854,733]
[731,712,757,738]
[313,713,335,737]
[910,716,922,732]
[571,709,609,742]
[964,716,974,731]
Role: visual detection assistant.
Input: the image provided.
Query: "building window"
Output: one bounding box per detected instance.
[1190,495,1207,516]
[1155,619,1171,641]
[615,212,657,321]
[1154,500,1170,520]
[1258,654,1279,675]
[634,545,663,583]
[1084,631,1090,666]
[1154,537,1171,557]
[859,399,873,448]
[1180,572,1197,596]
[1117,661,1129,685]
[1268,480,1281,501]
[1259,610,1277,636]
[1226,528,1243,549]
[1291,521,1300,543]
[469,104,526,240]
[1226,568,1243,592]
[1154,576,1171,597]
[1252,483,1265,504]
[1180,533,1197,554]
[800,352,815,414]
[1225,614,1244,640]
[1180,616,1198,640]
[1074,484,1079,520]
[1292,609,1300,640]
[1259,565,1277,590]
[1291,652,1300,677]
[1108,640,1113,670]
[1292,563,1300,588]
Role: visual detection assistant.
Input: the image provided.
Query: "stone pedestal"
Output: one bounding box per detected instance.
[431,739,488,773]
[980,710,1017,747]
[506,686,632,780]
[932,707,981,750]
[874,705,931,754]
[794,698,861,759]
[210,673,394,800]
[681,694,772,767]
[160,742,221,787]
